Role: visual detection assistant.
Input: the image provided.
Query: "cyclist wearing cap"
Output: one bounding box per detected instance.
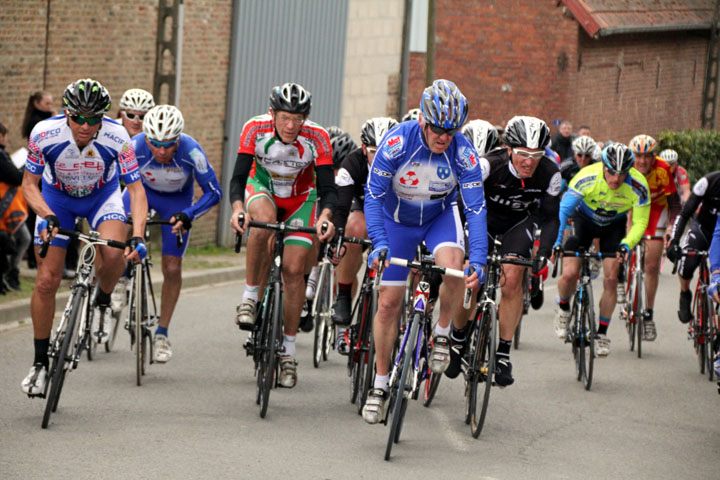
[331,117,398,350]
[659,148,690,204]
[467,115,561,386]
[229,82,336,389]
[554,143,650,356]
[666,171,720,323]
[628,134,679,341]
[119,104,222,363]
[117,88,155,138]
[20,78,148,396]
[361,79,487,424]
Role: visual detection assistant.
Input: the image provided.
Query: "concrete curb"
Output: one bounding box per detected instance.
[0,266,245,329]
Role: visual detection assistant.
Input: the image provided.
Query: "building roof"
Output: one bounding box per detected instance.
[560,0,717,38]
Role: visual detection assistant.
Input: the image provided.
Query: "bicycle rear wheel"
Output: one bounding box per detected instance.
[581,293,596,390]
[42,291,83,428]
[467,303,496,438]
[423,370,442,407]
[385,315,419,461]
[259,283,282,418]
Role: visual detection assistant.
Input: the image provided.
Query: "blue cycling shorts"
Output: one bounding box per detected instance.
[381,203,465,286]
[122,188,190,258]
[34,183,125,249]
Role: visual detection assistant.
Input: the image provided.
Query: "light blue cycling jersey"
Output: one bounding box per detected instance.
[710,215,720,273]
[26,115,140,195]
[364,121,488,266]
[131,133,222,220]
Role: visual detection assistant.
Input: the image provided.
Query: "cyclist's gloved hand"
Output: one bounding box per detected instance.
[368,246,389,269]
[666,240,681,263]
[38,214,60,236]
[172,211,192,231]
[464,263,486,286]
[127,236,147,260]
[709,273,720,301]
[532,255,549,281]
[617,242,630,260]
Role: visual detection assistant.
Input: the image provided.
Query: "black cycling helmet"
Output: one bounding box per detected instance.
[360,117,398,147]
[503,116,551,149]
[62,78,111,116]
[331,132,357,169]
[269,83,311,115]
[326,125,344,141]
[602,142,635,174]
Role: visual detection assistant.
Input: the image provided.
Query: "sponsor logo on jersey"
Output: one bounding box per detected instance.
[436,166,451,180]
[85,150,95,157]
[429,181,452,192]
[573,175,596,190]
[547,172,562,196]
[335,168,354,187]
[189,147,209,174]
[399,170,419,187]
[289,218,305,227]
[373,167,392,178]
[462,181,483,189]
[32,128,61,143]
[103,132,126,145]
[383,135,404,157]
[460,147,478,170]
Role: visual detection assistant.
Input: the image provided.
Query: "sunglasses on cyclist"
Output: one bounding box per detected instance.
[428,124,458,137]
[122,111,146,122]
[68,113,103,126]
[148,138,178,149]
[513,148,544,160]
[367,147,377,154]
[604,166,628,176]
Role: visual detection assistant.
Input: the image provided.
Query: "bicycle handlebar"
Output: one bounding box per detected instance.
[234,212,321,254]
[39,228,127,258]
[671,249,708,275]
[551,249,607,279]
[388,257,473,309]
[127,216,184,248]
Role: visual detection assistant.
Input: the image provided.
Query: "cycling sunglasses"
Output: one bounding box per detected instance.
[513,148,544,160]
[69,114,103,126]
[148,137,178,149]
[122,111,146,122]
[428,124,458,137]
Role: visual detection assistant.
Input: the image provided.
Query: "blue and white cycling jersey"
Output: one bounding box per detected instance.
[365,121,488,266]
[26,115,140,195]
[131,133,222,220]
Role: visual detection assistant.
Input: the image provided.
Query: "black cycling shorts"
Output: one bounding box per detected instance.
[678,220,711,280]
[563,214,625,254]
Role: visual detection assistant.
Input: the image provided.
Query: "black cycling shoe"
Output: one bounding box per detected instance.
[678,290,693,324]
[444,344,465,379]
[530,276,544,310]
[332,290,352,326]
[494,358,514,387]
[299,299,314,333]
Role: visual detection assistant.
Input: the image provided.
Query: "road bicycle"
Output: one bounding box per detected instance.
[619,240,648,358]
[311,228,340,368]
[37,228,126,428]
[235,213,320,418]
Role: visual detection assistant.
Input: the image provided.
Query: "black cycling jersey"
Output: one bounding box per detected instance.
[334,147,367,232]
[671,171,720,241]
[480,148,562,257]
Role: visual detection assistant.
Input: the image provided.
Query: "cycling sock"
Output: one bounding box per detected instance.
[96,288,112,307]
[497,338,512,360]
[597,316,610,336]
[450,324,469,345]
[242,285,259,302]
[306,266,319,299]
[282,334,296,357]
[557,297,570,311]
[645,309,654,321]
[434,323,451,337]
[34,337,50,368]
[374,373,389,391]
[155,325,168,337]
[338,282,353,293]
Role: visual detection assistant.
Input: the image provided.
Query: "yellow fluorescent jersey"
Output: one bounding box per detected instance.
[559,162,651,248]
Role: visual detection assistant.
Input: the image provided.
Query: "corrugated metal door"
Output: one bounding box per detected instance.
[218,0,349,243]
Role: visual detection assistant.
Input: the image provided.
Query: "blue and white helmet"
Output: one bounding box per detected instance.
[602,142,634,174]
[420,79,468,130]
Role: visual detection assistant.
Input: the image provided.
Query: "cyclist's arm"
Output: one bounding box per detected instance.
[459,172,488,267]
[364,151,395,249]
[333,183,355,232]
[556,189,582,246]
[184,152,223,221]
[229,152,254,211]
[125,179,148,239]
[623,202,650,249]
[20,169,53,218]
[670,191,702,243]
[536,173,562,257]
[316,164,337,216]
[710,215,720,273]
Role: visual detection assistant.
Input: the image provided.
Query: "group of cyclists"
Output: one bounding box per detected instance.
[18,76,720,430]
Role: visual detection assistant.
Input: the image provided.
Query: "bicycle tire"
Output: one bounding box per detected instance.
[635,271,643,359]
[698,293,708,375]
[134,263,144,386]
[105,310,121,353]
[83,294,97,362]
[313,264,331,368]
[469,303,496,438]
[706,304,716,381]
[42,291,84,428]
[259,282,282,418]
[350,288,372,404]
[358,331,376,415]
[423,370,442,407]
[385,314,419,461]
[572,297,583,382]
[581,289,596,390]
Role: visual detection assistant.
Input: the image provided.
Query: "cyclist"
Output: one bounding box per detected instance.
[362,80,486,424]
[628,134,679,341]
[560,135,596,190]
[465,115,561,385]
[332,117,398,350]
[229,83,336,388]
[554,143,650,356]
[120,105,222,363]
[117,88,155,138]
[20,78,148,396]
[659,148,691,204]
[401,108,421,123]
[706,215,720,376]
[667,171,720,323]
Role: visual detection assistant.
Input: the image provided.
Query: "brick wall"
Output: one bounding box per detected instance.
[0,0,231,247]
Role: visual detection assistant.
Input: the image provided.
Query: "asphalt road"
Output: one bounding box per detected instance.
[1,271,718,479]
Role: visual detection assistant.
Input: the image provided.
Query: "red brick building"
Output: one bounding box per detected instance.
[408,0,718,143]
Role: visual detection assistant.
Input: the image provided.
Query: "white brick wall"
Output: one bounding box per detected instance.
[340,0,405,143]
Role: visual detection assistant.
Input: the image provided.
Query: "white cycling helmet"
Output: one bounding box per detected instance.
[119,88,155,112]
[461,119,500,155]
[572,135,597,156]
[143,105,184,141]
[659,148,679,165]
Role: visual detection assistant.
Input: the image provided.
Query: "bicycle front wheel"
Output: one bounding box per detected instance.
[635,272,644,359]
[581,292,596,390]
[259,283,282,418]
[468,303,496,438]
[351,288,372,404]
[698,293,709,375]
[134,263,145,386]
[385,315,419,461]
[313,264,331,368]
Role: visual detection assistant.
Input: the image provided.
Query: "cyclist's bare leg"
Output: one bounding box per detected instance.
[557,257,581,299]
[94,219,128,294]
[434,245,465,330]
[498,263,525,340]
[282,244,312,336]
[158,255,182,329]
[373,285,404,376]
[644,239,664,309]
[337,211,366,292]
[679,276,691,291]
[31,245,67,338]
[598,257,620,318]
[244,197,276,288]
